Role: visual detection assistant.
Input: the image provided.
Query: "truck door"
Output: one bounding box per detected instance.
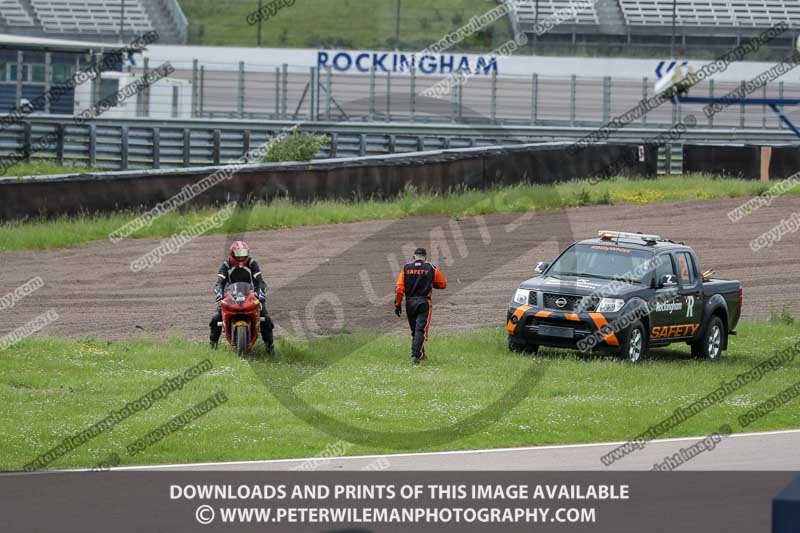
[675,251,703,339]
[649,253,683,341]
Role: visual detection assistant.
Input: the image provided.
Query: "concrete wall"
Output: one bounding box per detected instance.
[0,142,658,221]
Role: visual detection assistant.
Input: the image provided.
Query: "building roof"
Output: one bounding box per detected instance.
[0,33,138,53]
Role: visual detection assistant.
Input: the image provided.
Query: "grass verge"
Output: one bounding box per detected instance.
[2,321,798,470]
[180,0,512,50]
[1,160,101,178]
[2,175,795,253]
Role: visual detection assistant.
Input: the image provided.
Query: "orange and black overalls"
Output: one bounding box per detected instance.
[395,260,447,360]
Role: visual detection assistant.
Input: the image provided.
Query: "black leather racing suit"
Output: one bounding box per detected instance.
[209,258,274,348]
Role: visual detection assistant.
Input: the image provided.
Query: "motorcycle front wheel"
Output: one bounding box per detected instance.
[235,325,249,356]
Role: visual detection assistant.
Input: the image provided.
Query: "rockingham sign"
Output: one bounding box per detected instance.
[316,50,498,75]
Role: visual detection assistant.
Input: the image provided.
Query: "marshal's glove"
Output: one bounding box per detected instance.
[394,305,402,317]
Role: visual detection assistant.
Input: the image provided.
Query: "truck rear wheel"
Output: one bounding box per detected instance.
[691,316,724,361]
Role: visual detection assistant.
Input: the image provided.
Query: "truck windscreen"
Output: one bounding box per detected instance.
[548,244,653,283]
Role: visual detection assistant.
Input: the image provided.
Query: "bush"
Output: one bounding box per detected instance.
[263,132,329,163]
[769,304,796,326]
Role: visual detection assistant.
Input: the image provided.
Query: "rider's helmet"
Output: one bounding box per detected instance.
[229,240,251,267]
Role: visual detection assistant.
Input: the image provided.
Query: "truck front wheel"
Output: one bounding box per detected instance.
[620,321,647,363]
[508,336,539,355]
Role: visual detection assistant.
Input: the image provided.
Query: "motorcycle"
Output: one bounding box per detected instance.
[217,282,263,356]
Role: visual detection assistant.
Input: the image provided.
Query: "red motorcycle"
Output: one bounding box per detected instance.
[217,282,263,355]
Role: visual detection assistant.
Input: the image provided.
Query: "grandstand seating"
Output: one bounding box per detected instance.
[513,0,600,26]
[614,0,799,28]
[0,0,35,26]
[30,0,152,34]
[509,0,800,31]
[0,0,186,43]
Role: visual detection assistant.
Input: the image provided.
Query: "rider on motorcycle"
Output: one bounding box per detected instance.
[209,241,275,354]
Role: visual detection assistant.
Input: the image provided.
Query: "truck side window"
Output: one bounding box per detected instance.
[654,254,676,286]
[677,252,696,286]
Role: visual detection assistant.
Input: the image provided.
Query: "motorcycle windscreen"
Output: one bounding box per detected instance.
[226,282,254,302]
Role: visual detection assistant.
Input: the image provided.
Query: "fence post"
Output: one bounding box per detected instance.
[779,81,785,129]
[281,63,288,119]
[417,136,425,151]
[368,67,375,120]
[569,74,576,126]
[44,52,52,113]
[359,133,366,156]
[199,65,205,116]
[213,129,221,164]
[450,77,457,123]
[491,69,498,123]
[641,77,648,125]
[120,125,128,170]
[183,128,191,167]
[329,132,337,158]
[15,51,22,109]
[55,123,65,165]
[237,61,245,117]
[706,79,714,127]
[388,134,396,153]
[274,67,281,119]
[602,76,611,124]
[88,123,97,167]
[739,81,746,128]
[191,59,198,117]
[457,80,463,122]
[142,57,150,117]
[530,73,538,125]
[326,65,333,120]
[410,67,416,121]
[386,70,392,121]
[22,122,32,160]
[152,127,160,169]
[309,66,317,121]
[242,129,251,159]
[762,84,768,129]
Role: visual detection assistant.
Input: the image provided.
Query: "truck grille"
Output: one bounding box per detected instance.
[543,293,594,312]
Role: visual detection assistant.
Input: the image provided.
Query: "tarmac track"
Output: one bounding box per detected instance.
[0,196,798,341]
[114,429,800,471]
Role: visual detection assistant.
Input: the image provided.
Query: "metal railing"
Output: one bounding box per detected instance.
[4,53,788,129]
[2,116,798,174]
[160,0,189,44]
[129,59,800,131]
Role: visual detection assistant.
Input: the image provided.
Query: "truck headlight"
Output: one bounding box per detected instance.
[596,298,625,313]
[513,289,533,305]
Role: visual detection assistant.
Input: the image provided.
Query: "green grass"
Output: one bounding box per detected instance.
[180,0,512,50]
[1,160,101,178]
[1,321,798,470]
[2,175,795,253]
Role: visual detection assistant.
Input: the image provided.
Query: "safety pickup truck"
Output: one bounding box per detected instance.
[506,231,742,362]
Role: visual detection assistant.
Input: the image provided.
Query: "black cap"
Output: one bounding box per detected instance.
[414,247,427,256]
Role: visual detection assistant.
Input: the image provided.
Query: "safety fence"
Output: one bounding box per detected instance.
[2,116,799,175]
[6,54,800,129]
[129,58,800,128]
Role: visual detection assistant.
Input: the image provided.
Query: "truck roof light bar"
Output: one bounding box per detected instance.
[598,230,663,244]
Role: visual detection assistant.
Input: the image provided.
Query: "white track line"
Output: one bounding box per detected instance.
[106,428,800,471]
